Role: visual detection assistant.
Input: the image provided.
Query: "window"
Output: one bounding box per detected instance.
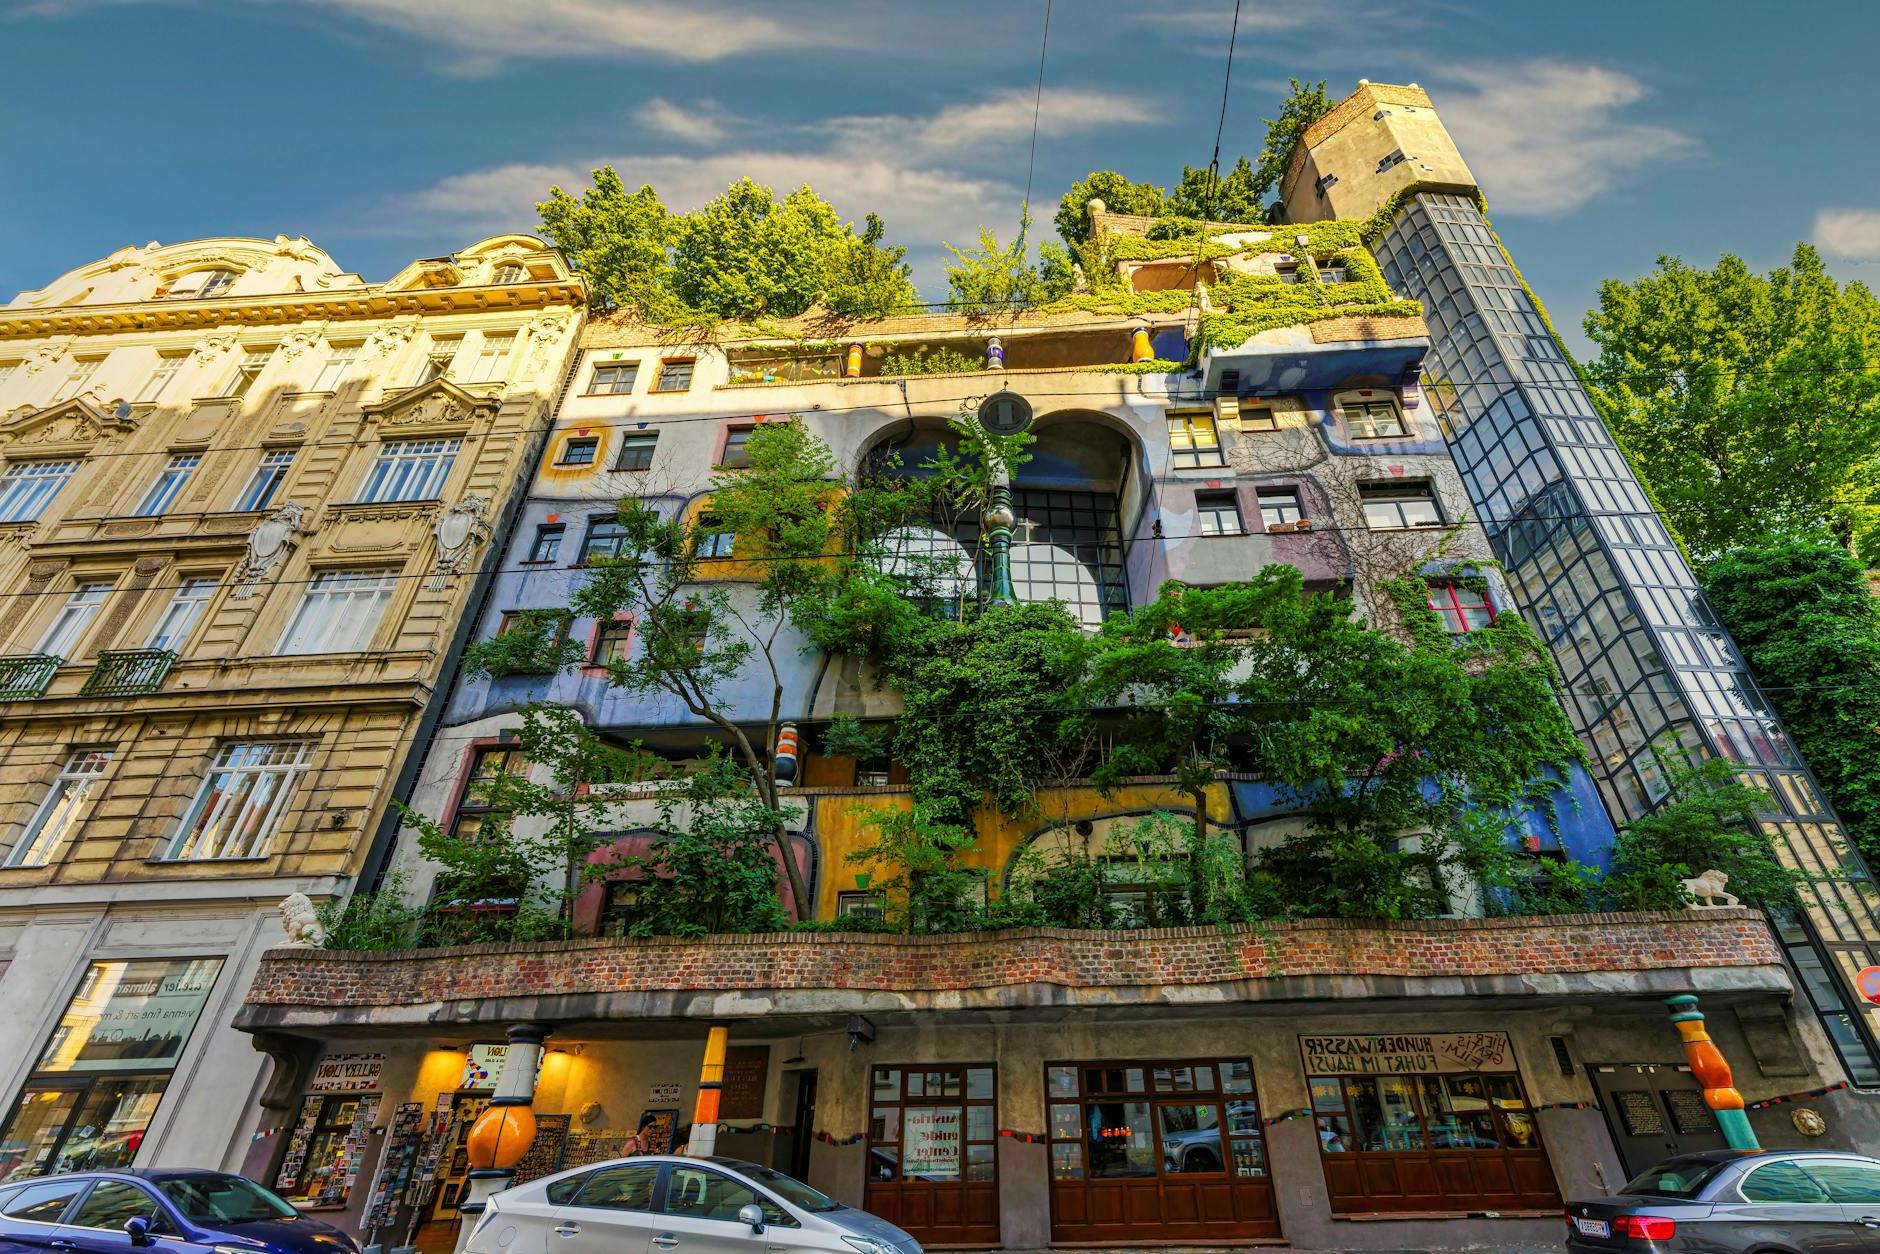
[654,357,695,392]
[146,577,217,652]
[165,268,236,299]
[1341,398,1408,439]
[1800,1159,1880,1203]
[276,569,398,655]
[416,335,460,385]
[223,346,273,399]
[1427,582,1494,634]
[526,523,565,564]
[588,362,639,395]
[1257,487,1304,532]
[2,1179,86,1222]
[1044,1059,1265,1197]
[311,343,362,392]
[450,745,531,842]
[279,1097,372,1203]
[165,741,313,859]
[1167,411,1225,468]
[490,263,525,285]
[37,582,111,658]
[1318,262,1350,284]
[55,357,101,401]
[135,353,187,403]
[67,1180,162,1231]
[495,610,570,642]
[1359,482,1442,529]
[558,436,599,467]
[718,426,754,468]
[5,750,111,868]
[573,1163,659,1212]
[664,1166,780,1226]
[0,460,79,523]
[837,891,885,921]
[592,617,633,666]
[581,518,630,562]
[1377,149,1407,172]
[1234,400,1277,432]
[469,333,514,382]
[1195,491,1243,536]
[134,454,201,516]
[1740,1162,1832,1204]
[233,450,295,512]
[1274,262,1300,284]
[615,432,658,471]
[357,438,459,502]
[693,515,735,558]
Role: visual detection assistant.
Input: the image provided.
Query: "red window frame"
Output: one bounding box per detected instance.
[1427,582,1494,634]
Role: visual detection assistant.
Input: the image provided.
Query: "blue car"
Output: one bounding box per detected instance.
[0,1170,359,1254]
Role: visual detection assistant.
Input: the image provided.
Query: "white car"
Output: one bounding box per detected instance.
[466,1155,922,1254]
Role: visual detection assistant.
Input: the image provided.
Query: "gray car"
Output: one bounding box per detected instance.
[466,1155,921,1254]
[1564,1149,1880,1251]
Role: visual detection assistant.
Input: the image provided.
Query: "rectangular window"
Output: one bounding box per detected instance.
[276,569,398,655]
[581,518,629,562]
[591,617,633,666]
[1195,491,1243,536]
[588,362,640,395]
[5,750,112,868]
[1167,412,1225,468]
[837,891,885,921]
[280,1096,379,1205]
[526,523,565,564]
[615,432,658,471]
[232,450,295,512]
[1234,400,1277,432]
[146,577,217,652]
[693,515,735,558]
[0,460,79,523]
[1360,481,1443,530]
[1257,487,1304,531]
[311,343,362,392]
[134,454,200,516]
[451,745,531,842]
[1342,399,1408,439]
[165,742,313,859]
[718,427,754,469]
[56,358,102,401]
[469,333,514,382]
[357,438,459,503]
[1319,262,1350,284]
[557,436,599,466]
[654,358,695,392]
[1274,262,1300,284]
[37,582,112,658]
[135,354,187,403]
[224,346,273,399]
[417,335,461,385]
[1427,582,1494,634]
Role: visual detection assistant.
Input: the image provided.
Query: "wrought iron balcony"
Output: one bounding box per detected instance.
[0,654,61,700]
[80,649,179,697]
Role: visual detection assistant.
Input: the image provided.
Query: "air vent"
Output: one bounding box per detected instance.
[1550,1036,1575,1077]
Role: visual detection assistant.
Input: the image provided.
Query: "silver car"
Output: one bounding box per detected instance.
[466,1155,921,1254]
[1564,1149,1880,1251]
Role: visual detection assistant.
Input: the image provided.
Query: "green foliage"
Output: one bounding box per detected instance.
[1606,758,1804,910]
[538,170,915,321]
[941,208,1076,314]
[1053,170,1166,245]
[464,610,582,679]
[880,346,983,376]
[1584,244,1880,561]
[1704,539,1880,863]
[844,804,986,933]
[316,871,421,951]
[819,714,886,762]
[1253,78,1332,206]
[1167,156,1266,224]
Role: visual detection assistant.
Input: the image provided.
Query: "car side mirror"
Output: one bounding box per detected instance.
[737,1204,765,1235]
[124,1217,153,1248]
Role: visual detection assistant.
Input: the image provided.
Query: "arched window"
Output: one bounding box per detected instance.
[164,268,237,300]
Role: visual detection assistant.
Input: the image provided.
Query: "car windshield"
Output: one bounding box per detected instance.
[1622,1157,1732,1199]
[722,1162,844,1212]
[155,1174,298,1224]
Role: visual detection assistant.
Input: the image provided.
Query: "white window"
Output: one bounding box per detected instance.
[233,450,295,512]
[276,569,398,655]
[55,357,101,401]
[165,268,237,299]
[469,333,515,382]
[37,581,112,658]
[1195,491,1243,536]
[1341,399,1408,440]
[416,335,460,384]
[491,263,525,284]
[311,342,362,392]
[147,577,217,652]
[1258,487,1304,531]
[357,438,458,503]
[1360,481,1444,529]
[6,750,112,868]
[164,741,313,861]
[135,353,187,403]
[0,460,79,522]
[224,346,274,399]
[134,454,201,516]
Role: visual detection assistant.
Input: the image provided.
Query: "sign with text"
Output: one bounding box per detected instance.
[902,1107,963,1181]
[37,958,225,1075]
[309,1052,385,1093]
[648,1082,683,1105]
[1300,1032,1512,1076]
[719,1046,771,1121]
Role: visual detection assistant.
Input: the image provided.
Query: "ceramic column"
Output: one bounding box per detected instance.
[454,1024,547,1251]
[1664,994,1757,1149]
[687,1024,730,1157]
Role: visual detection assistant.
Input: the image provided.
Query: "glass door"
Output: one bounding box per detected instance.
[0,1084,84,1181]
[865,1065,998,1245]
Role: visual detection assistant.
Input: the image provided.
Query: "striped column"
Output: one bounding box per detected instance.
[454,1024,546,1251]
[1664,994,1758,1149]
[687,1024,730,1157]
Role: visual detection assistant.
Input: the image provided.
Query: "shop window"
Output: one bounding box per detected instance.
[1427,581,1494,633]
[278,1094,380,1206]
[587,362,640,395]
[615,431,658,471]
[558,436,599,467]
[1167,411,1225,468]
[654,358,695,392]
[866,1065,999,1246]
[526,523,565,564]
[1194,491,1243,537]
[1359,481,1442,529]
[719,426,754,468]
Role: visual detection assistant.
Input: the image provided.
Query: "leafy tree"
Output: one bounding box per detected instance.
[1253,78,1332,207]
[1166,155,1265,224]
[845,804,985,933]
[536,168,680,320]
[1605,757,1803,911]
[1053,170,1166,245]
[616,754,792,937]
[942,209,1076,313]
[1704,539,1880,862]
[1584,244,1880,561]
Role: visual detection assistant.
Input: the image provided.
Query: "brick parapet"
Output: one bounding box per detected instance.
[245,910,1781,1010]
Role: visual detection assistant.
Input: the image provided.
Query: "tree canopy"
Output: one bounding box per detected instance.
[1584,243,1880,563]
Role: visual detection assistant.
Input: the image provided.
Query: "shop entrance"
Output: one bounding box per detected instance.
[1590,1066,1728,1178]
[1044,1058,1279,1244]
[865,1065,998,1245]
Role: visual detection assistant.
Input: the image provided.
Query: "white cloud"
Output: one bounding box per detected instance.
[1815,209,1880,261]
[910,88,1159,152]
[1431,61,1698,215]
[632,98,731,146]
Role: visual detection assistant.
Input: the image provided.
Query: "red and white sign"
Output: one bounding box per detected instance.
[1856,966,1880,1006]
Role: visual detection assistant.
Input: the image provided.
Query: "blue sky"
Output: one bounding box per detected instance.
[4,0,1878,357]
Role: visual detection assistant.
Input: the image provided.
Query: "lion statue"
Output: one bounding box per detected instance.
[278,892,327,947]
[1682,869,1739,909]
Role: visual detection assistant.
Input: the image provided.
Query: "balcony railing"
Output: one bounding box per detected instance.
[0,654,61,700]
[80,649,179,696]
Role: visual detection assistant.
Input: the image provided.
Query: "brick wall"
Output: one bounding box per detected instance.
[246,910,1780,1010]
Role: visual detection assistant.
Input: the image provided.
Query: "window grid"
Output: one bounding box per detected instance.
[719,427,754,468]
[6,751,112,868]
[134,454,201,516]
[1010,488,1128,629]
[357,439,459,503]
[1195,492,1242,536]
[1257,488,1304,531]
[224,346,273,399]
[582,518,630,562]
[527,524,565,564]
[558,437,599,467]
[1427,582,1494,634]
[37,581,112,658]
[276,570,399,655]
[1341,399,1408,439]
[615,432,658,471]
[0,460,79,523]
[147,577,217,652]
[135,354,187,403]
[311,344,362,393]
[470,333,515,382]
[233,450,295,512]
[654,358,695,392]
[165,741,313,860]
[56,358,101,400]
[1359,482,1442,529]
[588,363,639,395]
[1167,412,1225,468]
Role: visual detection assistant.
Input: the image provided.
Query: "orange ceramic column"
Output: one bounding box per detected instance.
[687,1024,730,1158]
[454,1024,546,1250]
[1664,994,1757,1149]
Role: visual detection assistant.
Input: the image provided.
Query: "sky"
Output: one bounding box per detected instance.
[3,0,1878,358]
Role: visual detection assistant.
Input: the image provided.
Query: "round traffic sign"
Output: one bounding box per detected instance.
[1857,965,1880,1005]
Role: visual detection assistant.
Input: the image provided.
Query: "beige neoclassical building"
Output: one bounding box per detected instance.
[0,233,584,1180]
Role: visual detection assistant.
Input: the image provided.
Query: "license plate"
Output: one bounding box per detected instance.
[1573,1217,1610,1238]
